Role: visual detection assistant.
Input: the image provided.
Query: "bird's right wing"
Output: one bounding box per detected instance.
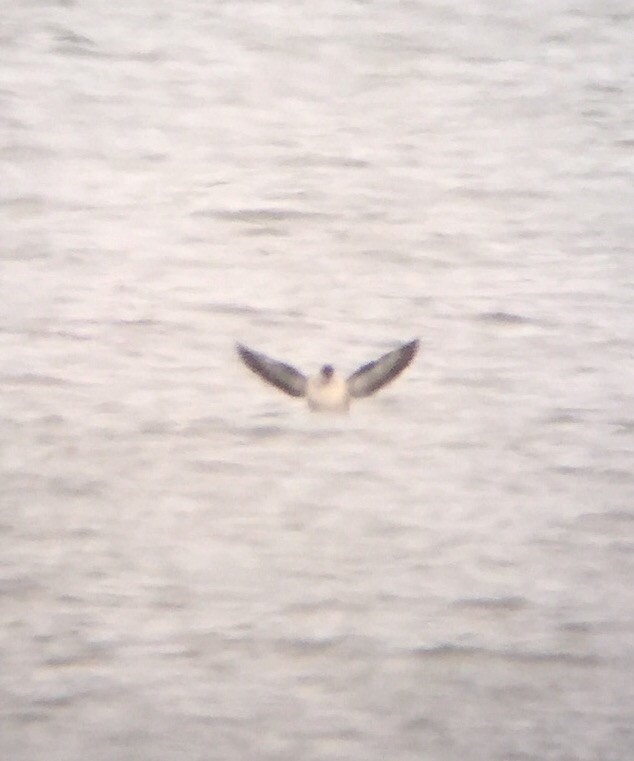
[347,339,419,398]
[236,344,307,397]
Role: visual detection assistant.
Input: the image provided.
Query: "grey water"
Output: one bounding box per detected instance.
[1,1,633,759]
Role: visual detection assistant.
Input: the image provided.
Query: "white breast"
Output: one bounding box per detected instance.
[306,374,350,411]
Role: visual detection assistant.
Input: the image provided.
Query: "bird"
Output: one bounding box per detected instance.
[236,338,419,412]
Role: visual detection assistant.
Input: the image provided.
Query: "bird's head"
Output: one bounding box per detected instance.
[320,364,334,381]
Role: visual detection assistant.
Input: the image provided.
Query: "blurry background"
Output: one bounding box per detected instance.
[1,1,633,759]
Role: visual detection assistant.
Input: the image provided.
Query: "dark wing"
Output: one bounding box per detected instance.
[347,339,419,398]
[236,344,307,398]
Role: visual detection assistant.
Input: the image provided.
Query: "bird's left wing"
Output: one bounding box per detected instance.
[347,339,419,398]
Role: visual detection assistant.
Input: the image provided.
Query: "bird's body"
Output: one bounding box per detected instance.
[306,370,350,412]
[236,339,418,412]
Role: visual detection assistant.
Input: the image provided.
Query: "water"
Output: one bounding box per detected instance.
[1,1,633,759]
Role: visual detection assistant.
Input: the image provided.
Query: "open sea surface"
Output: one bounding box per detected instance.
[1,2,633,759]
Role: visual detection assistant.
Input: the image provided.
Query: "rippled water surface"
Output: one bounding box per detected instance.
[1,2,633,759]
